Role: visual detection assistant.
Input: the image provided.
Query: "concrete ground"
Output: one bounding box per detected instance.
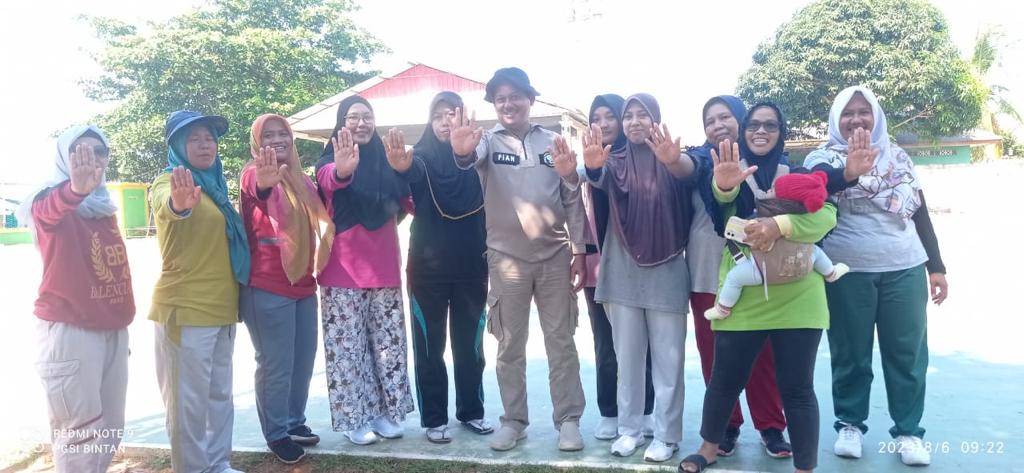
[2,161,1022,472]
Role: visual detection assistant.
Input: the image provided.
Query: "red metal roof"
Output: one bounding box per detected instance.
[360,64,485,99]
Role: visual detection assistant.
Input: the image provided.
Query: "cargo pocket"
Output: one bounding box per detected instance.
[486,290,503,342]
[36,359,80,422]
[568,290,580,336]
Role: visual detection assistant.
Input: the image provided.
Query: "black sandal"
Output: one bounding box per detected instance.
[678,453,716,473]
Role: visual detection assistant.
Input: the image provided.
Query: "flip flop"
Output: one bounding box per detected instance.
[678,453,717,473]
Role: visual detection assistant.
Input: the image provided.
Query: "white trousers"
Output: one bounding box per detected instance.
[155,323,236,473]
[606,304,687,443]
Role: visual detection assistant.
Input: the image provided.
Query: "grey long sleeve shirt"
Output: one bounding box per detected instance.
[455,123,585,263]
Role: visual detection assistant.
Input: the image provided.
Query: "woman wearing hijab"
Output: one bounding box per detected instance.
[150,110,249,473]
[679,102,837,473]
[18,126,134,473]
[381,91,492,444]
[315,95,415,446]
[686,96,790,458]
[804,86,948,467]
[583,94,655,441]
[239,114,333,463]
[582,93,696,462]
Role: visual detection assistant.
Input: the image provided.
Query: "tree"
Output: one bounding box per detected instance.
[736,0,987,139]
[970,27,1022,155]
[80,0,385,193]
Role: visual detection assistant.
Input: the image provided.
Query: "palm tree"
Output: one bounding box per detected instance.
[970,27,1022,155]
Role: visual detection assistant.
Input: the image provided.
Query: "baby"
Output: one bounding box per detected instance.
[706,171,849,320]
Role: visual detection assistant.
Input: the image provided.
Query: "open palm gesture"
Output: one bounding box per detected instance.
[582,124,611,170]
[712,139,757,191]
[550,135,578,179]
[332,128,360,179]
[169,166,202,213]
[69,143,105,195]
[647,123,683,166]
[254,146,287,191]
[448,107,483,156]
[384,128,413,173]
[844,127,879,180]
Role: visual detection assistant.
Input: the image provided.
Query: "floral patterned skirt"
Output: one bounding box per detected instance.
[320,286,415,431]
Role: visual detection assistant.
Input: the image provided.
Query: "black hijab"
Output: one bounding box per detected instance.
[412,92,483,219]
[707,101,792,229]
[316,95,410,232]
[587,94,627,250]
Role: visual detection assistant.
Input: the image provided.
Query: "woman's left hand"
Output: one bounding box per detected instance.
[929,272,948,305]
[743,218,782,251]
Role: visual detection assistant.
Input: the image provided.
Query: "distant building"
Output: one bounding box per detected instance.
[287,62,589,146]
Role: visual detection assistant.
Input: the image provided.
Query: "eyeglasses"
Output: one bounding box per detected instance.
[746,121,780,133]
[344,114,375,125]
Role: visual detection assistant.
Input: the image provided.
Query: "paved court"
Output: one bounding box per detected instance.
[2,162,1022,472]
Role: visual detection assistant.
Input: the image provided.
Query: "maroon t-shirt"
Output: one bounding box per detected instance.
[31,182,135,330]
[239,167,317,299]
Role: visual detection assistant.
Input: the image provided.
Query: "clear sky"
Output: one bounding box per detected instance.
[1,0,1021,185]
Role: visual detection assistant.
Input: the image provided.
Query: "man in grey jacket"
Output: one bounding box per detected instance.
[451,67,588,452]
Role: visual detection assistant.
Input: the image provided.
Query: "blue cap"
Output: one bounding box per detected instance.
[164,110,229,143]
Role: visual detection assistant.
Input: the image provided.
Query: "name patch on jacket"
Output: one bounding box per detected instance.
[539,151,554,167]
[492,152,520,165]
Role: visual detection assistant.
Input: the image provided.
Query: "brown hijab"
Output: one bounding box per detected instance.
[604,93,692,266]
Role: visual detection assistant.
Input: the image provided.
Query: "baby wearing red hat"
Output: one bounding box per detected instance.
[706,171,849,320]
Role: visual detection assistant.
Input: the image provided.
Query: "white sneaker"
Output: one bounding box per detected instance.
[594,416,618,440]
[642,415,655,438]
[643,439,679,462]
[345,424,381,445]
[896,435,931,466]
[834,425,863,458]
[221,469,246,473]
[826,263,850,282]
[371,416,404,439]
[610,433,646,457]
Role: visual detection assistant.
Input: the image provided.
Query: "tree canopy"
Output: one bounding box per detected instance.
[81,0,385,191]
[736,0,987,139]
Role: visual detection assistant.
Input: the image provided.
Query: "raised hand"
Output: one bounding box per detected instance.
[448,107,483,156]
[169,166,202,213]
[383,128,413,173]
[255,146,287,191]
[582,124,611,170]
[332,128,360,179]
[551,135,578,179]
[69,143,105,195]
[712,139,757,191]
[844,127,879,181]
[647,123,683,166]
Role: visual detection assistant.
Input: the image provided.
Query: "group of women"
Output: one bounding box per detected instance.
[22,67,947,473]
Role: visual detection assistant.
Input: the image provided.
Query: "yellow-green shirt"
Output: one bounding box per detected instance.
[149,173,239,326]
[710,182,836,331]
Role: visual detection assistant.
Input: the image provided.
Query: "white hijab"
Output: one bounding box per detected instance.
[810,86,921,219]
[16,125,118,228]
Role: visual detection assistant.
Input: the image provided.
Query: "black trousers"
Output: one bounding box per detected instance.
[584,287,654,418]
[409,278,488,428]
[700,329,822,470]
